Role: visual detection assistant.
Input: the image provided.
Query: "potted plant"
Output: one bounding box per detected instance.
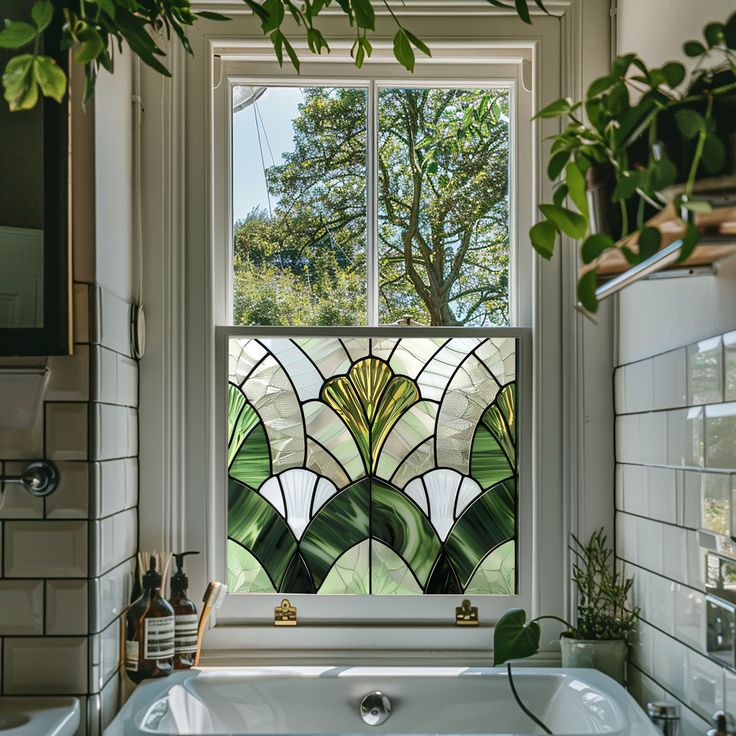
[529,12,736,314]
[493,528,639,684]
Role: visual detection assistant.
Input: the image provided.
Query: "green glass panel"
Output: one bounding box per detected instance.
[445,479,516,588]
[228,479,296,588]
[480,383,516,469]
[465,540,516,595]
[470,425,512,488]
[371,541,422,595]
[227,539,276,593]
[371,479,441,587]
[300,478,370,590]
[230,424,270,489]
[228,385,261,466]
[425,552,462,594]
[320,540,370,594]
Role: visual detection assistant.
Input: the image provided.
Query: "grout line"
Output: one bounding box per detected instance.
[616,507,695,533]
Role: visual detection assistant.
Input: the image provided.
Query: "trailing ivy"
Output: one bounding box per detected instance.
[0,0,550,111]
[530,12,736,314]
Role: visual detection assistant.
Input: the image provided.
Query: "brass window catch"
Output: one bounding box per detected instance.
[274,598,298,626]
[455,598,479,626]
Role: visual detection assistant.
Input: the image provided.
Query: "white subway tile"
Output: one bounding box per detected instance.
[0,580,43,635]
[705,403,736,470]
[701,472,731,536]
[616,414,640,464]
[686,649,724,720]
[90,616,121,693]
[629,620,654,673]
[622,464,648,517]
[687,531,705,589]
[652,628,687,700]
[682,471,703,529]
[668,408,704,468]
[46,580,88,635]
[92,404,136,461]
[45,461,89,519]
[73,283,90,344]
[615,464,624,511]
[92,347,138,407]
[46,403,89,461]
[100,672,121,733]
[724,667,736,716]
[46,346,89,401]
[90,509,137,577]
[614,367,626,415]
[90,559,133,633]
[94,288,132,357]
[647,467,677,524]
[638,517,664,575]
[662,524,687,584]
[4,520,88,577]
[653,348,687,410]
[626,360,654,414]
[3,637,88,694]
[645,572,675,635]
[641,412,668,466]
[0,409,43,459]
[687,337,723,405]
[674,584,705,651]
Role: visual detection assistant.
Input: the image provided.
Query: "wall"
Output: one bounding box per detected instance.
[615,1,736,732]
[0,59,138,735]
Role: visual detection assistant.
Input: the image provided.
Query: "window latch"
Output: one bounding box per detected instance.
[274,598,298,626]
[455,598,479,626]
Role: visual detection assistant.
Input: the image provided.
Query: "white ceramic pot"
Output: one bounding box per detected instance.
[559,636,628,684]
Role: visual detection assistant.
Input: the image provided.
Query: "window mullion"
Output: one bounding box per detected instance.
[367,79,379,326]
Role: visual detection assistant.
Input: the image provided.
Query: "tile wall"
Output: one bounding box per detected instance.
[0,284,138,734]
[616,329,736,733]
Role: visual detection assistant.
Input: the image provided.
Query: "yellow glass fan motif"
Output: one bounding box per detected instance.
[321,357,419,473]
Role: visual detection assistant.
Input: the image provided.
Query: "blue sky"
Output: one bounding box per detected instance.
[232,87,303,221]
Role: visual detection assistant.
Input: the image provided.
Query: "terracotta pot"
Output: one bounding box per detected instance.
[559,636,628,684]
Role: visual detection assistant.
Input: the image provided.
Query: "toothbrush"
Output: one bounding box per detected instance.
[193,581,227,666]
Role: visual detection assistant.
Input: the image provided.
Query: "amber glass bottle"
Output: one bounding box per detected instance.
[125,558,175,683]
[169,551,199,669]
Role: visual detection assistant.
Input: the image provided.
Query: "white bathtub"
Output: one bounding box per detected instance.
[105,666,659,736]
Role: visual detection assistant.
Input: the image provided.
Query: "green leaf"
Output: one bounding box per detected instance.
[0,21,37,50]
[404,29,431,58]
[704,22,725,48]
[352,0,375,31]
[683,40,706,57]
[534,97,572,119]
[660,62,685,88]
[75,29,105,64]
[261,0,285,33]
[514,0,531,24]
[31,0,53,32]
[539,203,587,240]
[681,198,712,215]
[242,0,271,22]
[675,108,705,140]
[702,134,726,173]
[581,233,614,264]
[33,55,66,101]
[650,158,677,191]
[587,75,616,97]
[493,609,540,666]
[2,53,35,110]
[281,34,300,72]
[95,0,116,18]
[393,28,414,72]
[197,11,230,20]
[546,150,569,180]
[676,221,700,265]
[565,162,588,219]
[529,220,557,260]
[726,12,736,49]
[577,268,598,313]
[637,226,661,260]
[552,183,568,208]
[612,170,641,202]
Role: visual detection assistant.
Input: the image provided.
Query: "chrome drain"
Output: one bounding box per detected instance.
[360,691,391,726]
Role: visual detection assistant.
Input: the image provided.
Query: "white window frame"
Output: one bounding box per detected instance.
[137,2,615,660]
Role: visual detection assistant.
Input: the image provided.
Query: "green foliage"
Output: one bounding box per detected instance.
[233,87,511,326]
[2,0,550,112]
[531,12,736,314]
[493,528,639,665]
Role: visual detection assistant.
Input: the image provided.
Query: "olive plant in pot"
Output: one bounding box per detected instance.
[493,529,639,685]
[529,12,736,314]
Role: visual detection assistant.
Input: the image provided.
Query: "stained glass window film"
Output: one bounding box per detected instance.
[227,336,518,595]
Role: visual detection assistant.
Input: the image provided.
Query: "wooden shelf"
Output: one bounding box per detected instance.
[582,203,736,279]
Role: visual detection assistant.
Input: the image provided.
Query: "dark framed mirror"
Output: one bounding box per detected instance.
[0,4,70,356]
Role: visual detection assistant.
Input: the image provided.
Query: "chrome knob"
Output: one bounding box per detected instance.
[647,702,680,736]
[360,691,391,727]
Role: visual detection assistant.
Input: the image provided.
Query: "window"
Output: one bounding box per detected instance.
[231,83,510,327]
[227,334,518,596]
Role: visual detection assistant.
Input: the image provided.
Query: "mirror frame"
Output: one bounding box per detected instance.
[0,21,71,357]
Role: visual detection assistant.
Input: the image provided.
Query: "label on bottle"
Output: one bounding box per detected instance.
[125,640,139,671]
[144,616,175,660]
[175,613,199,654]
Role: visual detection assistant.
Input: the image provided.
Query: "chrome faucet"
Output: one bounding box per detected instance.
[708,711,736,736]
[647,702,680,736]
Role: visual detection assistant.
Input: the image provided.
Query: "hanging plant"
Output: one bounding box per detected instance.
[530,12,736,314]
[0,0,550,112]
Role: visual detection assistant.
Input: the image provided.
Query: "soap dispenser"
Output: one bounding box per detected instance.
[125,557,175,683]
[169,551,200,669]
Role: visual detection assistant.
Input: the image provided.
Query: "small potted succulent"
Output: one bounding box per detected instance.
[493,528,639,684]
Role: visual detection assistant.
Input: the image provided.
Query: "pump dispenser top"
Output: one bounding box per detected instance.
[169,551,200,670]
[171,551,198,594]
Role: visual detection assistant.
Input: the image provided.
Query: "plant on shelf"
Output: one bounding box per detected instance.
[529,12,736,313]
[0,0,550,112]
[494,528,639,685]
